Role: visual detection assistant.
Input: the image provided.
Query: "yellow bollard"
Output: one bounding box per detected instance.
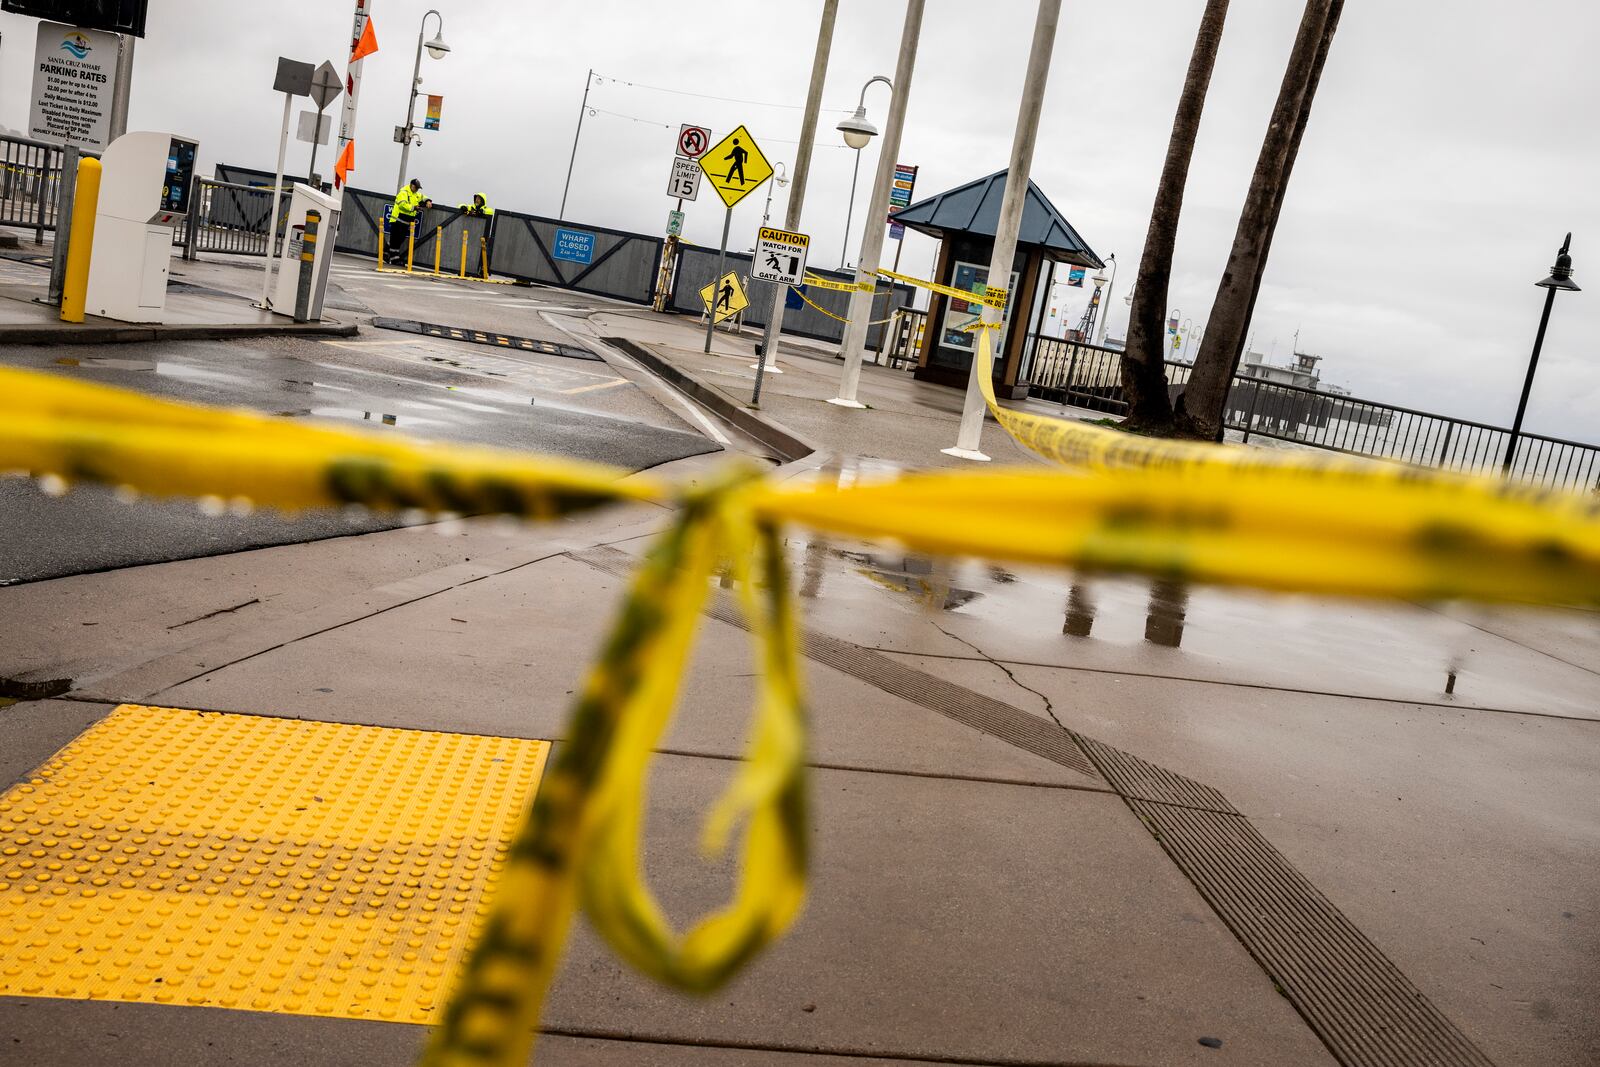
[60,157,102,324]
[377,220,386,269]
[481,237,489,281]
[459,230,468,278]
[406,222,416,273]
[432,228,442,276]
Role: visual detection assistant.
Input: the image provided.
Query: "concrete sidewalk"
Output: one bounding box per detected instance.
[2,268,1595,1066]
[0,245,355,343]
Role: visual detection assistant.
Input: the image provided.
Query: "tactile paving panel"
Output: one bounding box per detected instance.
[0,705,548,1023]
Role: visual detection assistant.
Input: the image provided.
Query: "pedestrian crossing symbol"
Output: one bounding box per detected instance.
[700,271,749,324]
[698,125,773,208]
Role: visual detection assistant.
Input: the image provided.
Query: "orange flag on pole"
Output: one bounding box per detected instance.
[350,18,378,62]
[334,139,356,189]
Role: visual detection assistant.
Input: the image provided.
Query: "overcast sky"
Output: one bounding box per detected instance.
[2,1,1594,440]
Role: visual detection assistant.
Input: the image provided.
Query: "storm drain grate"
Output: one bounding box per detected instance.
[1127,799,1496,1067]
[1072,732,1235,814]
[371,317,601,361]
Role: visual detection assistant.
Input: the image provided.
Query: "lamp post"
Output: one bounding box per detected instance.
[942,0,1062,459]
[836,75,891,270]
[1503,233,1580,476]
[395,10,449,190]
[1095,253,1117,345]
[763,161,790,227]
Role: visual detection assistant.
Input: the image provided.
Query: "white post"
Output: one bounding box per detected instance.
[943,0,1062,460]
[338,0,376,200]
[752,0,839,388]
[830,0,925,408]
[260,91,293,309]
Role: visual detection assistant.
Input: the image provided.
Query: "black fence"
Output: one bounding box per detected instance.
[489,213,662,304]
[1025,335,1600,492]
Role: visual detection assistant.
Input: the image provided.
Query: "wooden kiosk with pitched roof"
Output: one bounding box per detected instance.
[889,170,1103,398]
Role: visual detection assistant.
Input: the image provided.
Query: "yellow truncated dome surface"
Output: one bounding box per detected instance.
[0,704,549,1023]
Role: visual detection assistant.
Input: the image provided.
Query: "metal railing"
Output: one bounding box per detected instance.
[1025,335,1600,492]
[179,178,292,259]
[1,134,70,243]
[883,308,928,368]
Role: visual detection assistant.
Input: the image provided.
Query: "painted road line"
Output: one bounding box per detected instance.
[541,313,733,448]
[0,705,549,1023]
[560,379,631,396]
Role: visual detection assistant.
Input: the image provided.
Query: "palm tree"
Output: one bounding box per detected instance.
[1179,0,1345,440]
[1121,0,1231,433]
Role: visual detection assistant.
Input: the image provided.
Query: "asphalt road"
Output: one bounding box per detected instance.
[1,291,718,584]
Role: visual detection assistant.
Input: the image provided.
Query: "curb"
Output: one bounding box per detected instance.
[602,336,816,465]
[0,320,360,346]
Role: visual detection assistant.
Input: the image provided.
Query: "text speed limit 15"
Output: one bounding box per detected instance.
[668,157,701,201]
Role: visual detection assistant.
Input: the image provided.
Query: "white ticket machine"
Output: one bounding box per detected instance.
[271,183,341,320]
[85,132,198,323]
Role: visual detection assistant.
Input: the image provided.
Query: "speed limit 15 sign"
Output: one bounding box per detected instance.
[668,156,701,201]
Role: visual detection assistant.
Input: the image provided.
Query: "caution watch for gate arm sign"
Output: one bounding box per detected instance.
[7,330,1600,1067]
[698,125,773,208]
[753,227,810,286]
[700,271,749,323]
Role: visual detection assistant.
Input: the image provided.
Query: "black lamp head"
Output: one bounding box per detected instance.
[1536,232,1581,292]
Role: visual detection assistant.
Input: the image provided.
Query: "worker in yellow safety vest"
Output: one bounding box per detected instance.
[459,193,494,218]
[388,178,431,263]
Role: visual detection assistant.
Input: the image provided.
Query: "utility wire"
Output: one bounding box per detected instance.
[586,106,851,151]
[591,71,852,114]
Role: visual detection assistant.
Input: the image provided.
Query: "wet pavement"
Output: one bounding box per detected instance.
[4,252,1597,1066]
[0,289,719,583]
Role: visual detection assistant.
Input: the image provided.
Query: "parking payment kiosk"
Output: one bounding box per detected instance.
[271,183,341,320]
[85,132,198,323]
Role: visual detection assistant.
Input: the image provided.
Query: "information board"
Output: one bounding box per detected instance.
[29,20,119,150]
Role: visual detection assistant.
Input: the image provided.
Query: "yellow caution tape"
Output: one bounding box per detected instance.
[418,471,806,1067]
[6,337,1600,1067]
[877,267,1008,310]
[786,283,898,326]
[800,272,874,293]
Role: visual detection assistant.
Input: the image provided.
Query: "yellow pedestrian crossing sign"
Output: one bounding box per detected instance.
[698,125,773,209]
[700,271,749,323]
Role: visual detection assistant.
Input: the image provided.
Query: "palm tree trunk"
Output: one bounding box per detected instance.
[1120,0,1230,432]
[1179,0,1344,440]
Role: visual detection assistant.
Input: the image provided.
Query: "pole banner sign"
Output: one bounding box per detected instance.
[425,95,443,131]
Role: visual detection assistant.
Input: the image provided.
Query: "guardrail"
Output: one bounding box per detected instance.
[0,134,69,243]
[179,178,291,259]
[1024,335,1599,492]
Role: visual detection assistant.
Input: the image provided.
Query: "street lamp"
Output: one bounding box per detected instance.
[836,75,890,269]
[763,161,791,227]
[1503,233,1580,476]
[396,9,449,191]
[1180,317,1193,361]
[1095,253,1117,345]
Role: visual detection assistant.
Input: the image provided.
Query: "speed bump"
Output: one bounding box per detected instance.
[0,705,549,1023]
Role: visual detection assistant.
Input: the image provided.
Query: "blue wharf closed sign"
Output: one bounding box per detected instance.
[553,228,596,265]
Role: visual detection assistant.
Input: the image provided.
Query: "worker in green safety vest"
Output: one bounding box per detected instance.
[459,193,494,218]
[388,178,431,263]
